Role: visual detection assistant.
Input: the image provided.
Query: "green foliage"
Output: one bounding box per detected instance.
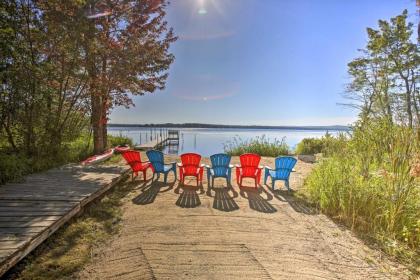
[108,135,133,147]
[295,138,324,155]
[295,133,350,156]
[346,10,419,127]
[0,154,30,184]
[224,135,290,157]
[304,119,420,272]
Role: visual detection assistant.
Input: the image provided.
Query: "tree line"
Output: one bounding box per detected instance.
[345,10,419,128]
[0,0,176,159]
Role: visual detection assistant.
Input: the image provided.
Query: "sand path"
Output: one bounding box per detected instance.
[79,156,408,280]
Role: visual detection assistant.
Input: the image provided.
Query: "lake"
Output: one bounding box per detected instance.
[108,127,347,157]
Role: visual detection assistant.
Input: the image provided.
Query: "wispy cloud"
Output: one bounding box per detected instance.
[170,75,239,101]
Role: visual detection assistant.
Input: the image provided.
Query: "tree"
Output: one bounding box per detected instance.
[346,10,419,127]
[81,0,177,153]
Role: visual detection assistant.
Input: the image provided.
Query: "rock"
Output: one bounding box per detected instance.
[298,154,316,163]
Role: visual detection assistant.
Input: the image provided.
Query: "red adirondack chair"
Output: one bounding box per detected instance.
[178,153,204,186]
[121,150,152,181]
[236,153,263,188]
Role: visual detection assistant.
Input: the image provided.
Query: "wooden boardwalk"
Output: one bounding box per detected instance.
[135,138,168,150]
[0,164,128,277]
[135,130,179,151]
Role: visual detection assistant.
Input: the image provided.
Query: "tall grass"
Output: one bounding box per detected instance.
[0,133,132,185]
[224,135,290,157]
[304,119,420,271]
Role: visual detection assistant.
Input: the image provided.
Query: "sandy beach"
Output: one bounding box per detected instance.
[78,155,408,280]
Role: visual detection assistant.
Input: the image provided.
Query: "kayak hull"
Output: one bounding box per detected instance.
[82,149,114,165]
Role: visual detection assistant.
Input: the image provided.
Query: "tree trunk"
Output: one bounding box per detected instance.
[101,101,108,150]
[403,78,413,128]
[91,92,104,154]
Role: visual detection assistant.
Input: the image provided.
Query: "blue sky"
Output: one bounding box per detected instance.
[110,0,417,126]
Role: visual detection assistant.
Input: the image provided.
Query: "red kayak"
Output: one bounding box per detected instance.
[114,145,130,153]
[82,149,114,165]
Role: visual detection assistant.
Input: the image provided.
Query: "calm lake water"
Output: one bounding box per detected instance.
[108,127,347,157]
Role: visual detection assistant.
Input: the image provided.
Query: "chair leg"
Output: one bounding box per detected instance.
[285,180,290,191]
[254,177,258,189]
[212,177,215,188]
[207,170,211,187]
[272,179,275,190]
[264,170,269,185]
[143,170,147,181]
[164,173,168,184]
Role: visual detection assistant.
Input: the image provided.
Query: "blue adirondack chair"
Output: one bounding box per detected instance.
[206,153,233,187]
[264,156,297,191]
[146,150,177,183]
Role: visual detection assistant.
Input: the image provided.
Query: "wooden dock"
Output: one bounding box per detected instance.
[0,164,128,277]
[135,129,179,150]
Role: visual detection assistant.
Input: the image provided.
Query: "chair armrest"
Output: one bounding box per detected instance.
[200,164,206,168]
[235,164,241,168]
[204,165,211,169]
[292,168,296,172]
[258,165,264,169]
[176,162,183,167]
[228,164,234,168]
[264,165,273,170]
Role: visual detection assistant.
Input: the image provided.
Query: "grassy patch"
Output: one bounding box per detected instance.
[224,135,290,157]
[5,176,133,280]
[302,119,420,276]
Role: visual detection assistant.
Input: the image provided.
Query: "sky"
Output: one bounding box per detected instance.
[110,0,418,126]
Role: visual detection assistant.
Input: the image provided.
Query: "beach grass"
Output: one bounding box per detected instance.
[302,119,420,274]
[224,135,290,157]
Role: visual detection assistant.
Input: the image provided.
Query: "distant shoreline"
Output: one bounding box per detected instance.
[108,123,351,131]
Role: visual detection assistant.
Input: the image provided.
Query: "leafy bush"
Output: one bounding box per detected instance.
[224,135,290,157]
[295,133,349,155]
[304,119,420,270]
[295,138,324,155]
[108,135,133,147]
[0,154,30,184]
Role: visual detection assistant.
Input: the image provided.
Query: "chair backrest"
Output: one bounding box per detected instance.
[180,153,201,168]
[146,150,165,172]
[121,150,141,168]
[240,153,261,168]
[274,156,297,179]
[210,153,231,168]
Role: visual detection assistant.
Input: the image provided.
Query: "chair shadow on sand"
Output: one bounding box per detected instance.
[265,182,318,215]
[132,179,175,205]
[174,181,205,208]
[240,186,277,213]
[206,184,239,212]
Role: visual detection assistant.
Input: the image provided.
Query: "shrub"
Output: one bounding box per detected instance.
[295,132,349,155]
[0,154,30,184]
[304,119,420,270]
[224,135,290,157]
[295,138,324,155]
[108,135,133,147]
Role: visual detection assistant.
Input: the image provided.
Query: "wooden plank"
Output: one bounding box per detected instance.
[0,166,128,277]
[0,220,57,228]
[0,240,28,250]
[0,201,76,207]
[0,211,68,217]
[0,203,82,276]
[0,206,73,212]
[0,216,61,222]
[0,195,87,201]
